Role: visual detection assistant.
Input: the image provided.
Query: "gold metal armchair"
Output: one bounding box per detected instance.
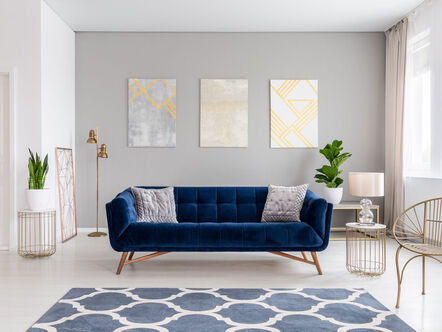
[393,198,442,308]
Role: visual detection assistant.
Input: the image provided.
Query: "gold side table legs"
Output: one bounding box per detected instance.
[18,210,56,257]
[346,222,386,276]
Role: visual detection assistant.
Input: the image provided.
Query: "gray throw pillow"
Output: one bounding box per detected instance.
[131,187,178,223]
[261,184,309,222]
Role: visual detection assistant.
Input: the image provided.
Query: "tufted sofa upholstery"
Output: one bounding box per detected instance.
[106,187,333,253]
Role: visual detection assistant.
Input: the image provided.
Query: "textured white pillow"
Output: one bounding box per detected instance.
[131,187,178,223]
[261,184,309,222]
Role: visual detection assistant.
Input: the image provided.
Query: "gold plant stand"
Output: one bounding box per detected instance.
[18,210,56,257]
[346,222,386,276]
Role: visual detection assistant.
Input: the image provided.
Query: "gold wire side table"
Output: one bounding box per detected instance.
[18,210,56,257]
[346,222,386,276]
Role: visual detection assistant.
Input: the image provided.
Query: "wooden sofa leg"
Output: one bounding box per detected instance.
[311,252,323,275]
[128,251,135,260]
[116,252,128,275]
[269,251,323,275]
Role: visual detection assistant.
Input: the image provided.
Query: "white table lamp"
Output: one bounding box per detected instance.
[348,172,384,224]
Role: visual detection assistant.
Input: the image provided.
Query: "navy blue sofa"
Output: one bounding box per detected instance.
[106,186,333,275]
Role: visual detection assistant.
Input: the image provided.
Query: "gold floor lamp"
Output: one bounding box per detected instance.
[86,126,108,237]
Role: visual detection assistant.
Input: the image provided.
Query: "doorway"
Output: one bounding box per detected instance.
[0,69,14,250]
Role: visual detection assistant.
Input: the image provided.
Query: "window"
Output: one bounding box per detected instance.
[403,1,442,178]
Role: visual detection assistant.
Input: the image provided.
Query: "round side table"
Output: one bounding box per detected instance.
[346,222,386,276]
[17,210,56,257]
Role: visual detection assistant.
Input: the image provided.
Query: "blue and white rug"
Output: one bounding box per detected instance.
[28,288,414,332]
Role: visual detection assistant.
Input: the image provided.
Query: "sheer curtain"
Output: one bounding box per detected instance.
[404,0,442,178]
[384,19,407,229]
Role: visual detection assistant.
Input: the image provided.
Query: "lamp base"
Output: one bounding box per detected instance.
[88,231,107,237]
[358,198,375,225]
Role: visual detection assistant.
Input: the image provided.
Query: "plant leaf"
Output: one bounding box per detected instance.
[335,177,344,187]
[28,148,35,165]
[319,165,339,179]
[35,152,40,168]
[314,174,330,181]
[28,158,35,189]
[41,154,49,188]
[319,147,334,162]
[331,153,352,169]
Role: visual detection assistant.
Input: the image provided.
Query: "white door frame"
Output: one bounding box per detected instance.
[0,67,16,251]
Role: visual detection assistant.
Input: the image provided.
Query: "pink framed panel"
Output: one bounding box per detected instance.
[55,147,77,242]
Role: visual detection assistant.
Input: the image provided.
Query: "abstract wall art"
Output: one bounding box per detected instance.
[128,78,176,147]
[200,79,248,147]
[270,80,318,148]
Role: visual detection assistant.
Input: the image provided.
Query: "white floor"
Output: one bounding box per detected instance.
[0,233,440,331]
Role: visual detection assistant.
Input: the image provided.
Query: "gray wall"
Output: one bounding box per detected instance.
[76,32,385,228]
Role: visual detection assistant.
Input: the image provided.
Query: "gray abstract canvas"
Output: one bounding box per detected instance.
[128,79,176,147]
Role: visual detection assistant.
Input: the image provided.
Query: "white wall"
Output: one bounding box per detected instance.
[0,72,12,249]
[0,1,75,248]
[0,0,42,248]
[0,0,42,207]
[41,2,75,242]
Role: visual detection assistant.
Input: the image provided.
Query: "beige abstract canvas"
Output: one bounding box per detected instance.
[200,79,248,147]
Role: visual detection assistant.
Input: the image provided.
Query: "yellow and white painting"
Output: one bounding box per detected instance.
[270,80,318,148]
[200,79,248,147]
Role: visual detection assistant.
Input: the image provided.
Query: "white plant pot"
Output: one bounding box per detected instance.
[323,187,343,205]
[26,189,51,211]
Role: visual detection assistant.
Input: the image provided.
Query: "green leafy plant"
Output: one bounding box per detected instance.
[314,140,351,188]
[28,148,49,190]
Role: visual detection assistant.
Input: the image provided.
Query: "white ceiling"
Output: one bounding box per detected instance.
[44,0,423,32]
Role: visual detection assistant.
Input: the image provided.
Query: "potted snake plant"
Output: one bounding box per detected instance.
[26,149,50,211]
[314,140,351,204]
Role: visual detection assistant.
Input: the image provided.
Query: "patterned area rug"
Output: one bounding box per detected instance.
[28,288,415,332]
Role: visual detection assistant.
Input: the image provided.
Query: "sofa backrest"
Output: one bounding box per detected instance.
[123,186,314,223]
[122,186,268,223]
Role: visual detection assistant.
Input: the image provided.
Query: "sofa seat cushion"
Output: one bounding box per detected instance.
[119,222,323,250]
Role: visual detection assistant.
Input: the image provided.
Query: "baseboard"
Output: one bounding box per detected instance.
[78,227,108,233]
[331,227,346,232]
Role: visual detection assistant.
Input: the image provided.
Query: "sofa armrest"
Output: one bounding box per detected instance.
[106,189,137,240]
[300,190,332,239]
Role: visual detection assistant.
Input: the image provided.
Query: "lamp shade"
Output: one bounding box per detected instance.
[348,172,384,197]
[87,129,97,144]
[98,144,108,158]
